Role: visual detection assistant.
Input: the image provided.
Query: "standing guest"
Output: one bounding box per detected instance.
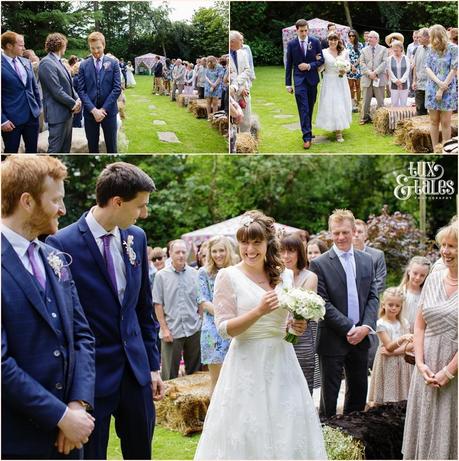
[425,24,458,149]
[402,223,457,460]
[149,246,166,284]
[153,239,204,381]
[23,49,45,132]
[1,31,41,153]
[219,57,229,112]
[359,31,388,125]
[1,155,95,459]
[321,23,337,49]
[170,58,185,102]
[241,36,256,82]
[194,58,201,91]
[163,58,172,96]
[196,57,207,99]
[447,27,458,45]
[387,40,410,107]
[197,241,209,269]
[125,61,136,88]
[368,287,413,405]
[412,28,431,115]
[38,33,81,153]
[184,62,195,95]
[47,162,164,460]
[346,29,364,112]
[407,30,420,61]
[306,238,328,263]
[119,58,127,87]
[280,234,318,395]
[71,62,83,128]
[363,31,370,47]
[398,256,431,332]
[199,236,237,396]
[77,31,121,153]
[153,56,164,95]
[309,209,379,418]
[205,56,222,120]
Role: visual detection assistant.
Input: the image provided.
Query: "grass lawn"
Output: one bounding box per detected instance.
[107,422,200,460]
[123,75,227,153]
[251,66,406,154]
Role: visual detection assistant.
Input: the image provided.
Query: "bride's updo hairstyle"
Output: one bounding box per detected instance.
[328,31,344,55]
[236,210,284,287]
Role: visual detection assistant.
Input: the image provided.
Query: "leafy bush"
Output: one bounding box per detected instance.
[323,425,365,460]
[248,38,283,66]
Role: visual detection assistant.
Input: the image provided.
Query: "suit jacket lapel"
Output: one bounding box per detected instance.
[118,228,131,309]
[1,235,56,332]
[328,249,347,286]
[51,53,73,88]
[2,55,25,87]
[99,57,107,85]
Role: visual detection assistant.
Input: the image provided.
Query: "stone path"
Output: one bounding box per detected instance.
[282,122,301,131]
[157,131,180,143]
[153,120,167,125]
[273,114,294,119]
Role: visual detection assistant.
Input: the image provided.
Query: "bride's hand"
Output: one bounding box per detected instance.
[257,290,279,316]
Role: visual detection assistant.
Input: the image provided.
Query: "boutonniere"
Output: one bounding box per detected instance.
[103,62,111,71]
[47,251,72,281]
[307,42,313,51]
[123,235,137,266]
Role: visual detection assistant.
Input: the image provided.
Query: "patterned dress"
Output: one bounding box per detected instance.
[425,43,458,111]
[404,289,422,333]
[346,42,364,79]
[368,318,412,404]
[198,267,230,364]
[402,270,458,460]
[204,67,222,98]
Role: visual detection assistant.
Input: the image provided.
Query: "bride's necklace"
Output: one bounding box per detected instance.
[445,274,458,286]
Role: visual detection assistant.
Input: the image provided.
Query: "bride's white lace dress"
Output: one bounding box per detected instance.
[315,48,353,131]
[194,266,327,460]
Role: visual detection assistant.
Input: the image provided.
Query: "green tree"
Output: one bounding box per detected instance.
[190,7,228,57]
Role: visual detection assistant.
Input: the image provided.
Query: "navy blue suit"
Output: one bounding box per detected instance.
[47,213,160,459]
[1,55,41,153]
[285,36,324,142]
[1,235,95,459]
[77,56,121,153]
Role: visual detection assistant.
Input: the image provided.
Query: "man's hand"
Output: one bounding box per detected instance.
[91,108,106,123]
[151,371,166,401]
[286,86,294,94]
[162,327,173,343]
[346,326,369,345]
[1,120,15,132]
[412,81,417,91]
[56,404,95,452]
[72,99,82,114]
[298,63,310,71]
[369,71,377,80]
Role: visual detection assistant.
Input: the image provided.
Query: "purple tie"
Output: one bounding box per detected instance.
[95,58,101,73]
[300,40,306,56]
[27,242,46,290]
[12,58,23,82]
[101,234,118,292]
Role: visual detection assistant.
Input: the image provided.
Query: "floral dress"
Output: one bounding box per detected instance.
[346,42,364,79]
[198,267,230,364]
[204,67,222,98]
[425,43,458,111]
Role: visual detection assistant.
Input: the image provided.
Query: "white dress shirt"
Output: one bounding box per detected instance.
[92,54,105,68]
[85,209,127,304]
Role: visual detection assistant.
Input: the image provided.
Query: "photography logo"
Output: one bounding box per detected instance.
[394,161,455,201]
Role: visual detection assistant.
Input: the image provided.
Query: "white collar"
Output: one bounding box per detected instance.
[85,208,119,240]
[333,243,354,258]
[1,223,40,258]
[92,54,105,64]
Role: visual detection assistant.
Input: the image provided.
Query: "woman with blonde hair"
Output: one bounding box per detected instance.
[198,236,238,396]
[425,24,458,149]
[388,40,410,107]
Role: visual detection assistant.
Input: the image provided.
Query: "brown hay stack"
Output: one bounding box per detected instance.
[236,132,258,153]
[177,94,199,107]
[156,372,210,435]
[210,114,228,136]
[373,106,417,135]
[394,114,458,153]
[188,99,208,119]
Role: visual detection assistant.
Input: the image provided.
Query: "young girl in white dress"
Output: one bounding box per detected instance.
[398,256,431,333]
[315,32,353,142]
[368,287,413,405]
[194,210,327,460]
[126,60,136,88]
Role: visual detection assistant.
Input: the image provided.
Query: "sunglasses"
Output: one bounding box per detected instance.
[152,256,164,262]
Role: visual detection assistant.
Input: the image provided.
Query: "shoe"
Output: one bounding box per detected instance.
[336,135,344,143]
[359,119,368,125]
[303,141,311,149]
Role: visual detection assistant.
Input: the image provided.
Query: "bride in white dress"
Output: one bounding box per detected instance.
[194,211,327,460]
[315,32,353,142]
[126,60,136,88]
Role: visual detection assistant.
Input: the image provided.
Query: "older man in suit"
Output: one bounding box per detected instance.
[47,162,165,460]
[38,33,81,153]
[285,19,324,149]
[309,209,379,418]
[1,31,41,153]
[1,155,95,459]
[77,32,121,153]
[170,58,185,101]
[359,30,388,125]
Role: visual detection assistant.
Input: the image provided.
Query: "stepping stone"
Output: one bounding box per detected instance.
[263,102,275,106]
[153,120,166,125]
[158,131,180,143]
[255,99,266,103]
[148,105,157,110]
[271,108,282,113]
[138,97,150,102]
[282,122,301,131]
[274,114,294,119]
[312,135,331,144]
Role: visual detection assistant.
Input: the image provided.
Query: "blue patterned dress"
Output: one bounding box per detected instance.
[425,43,458,111]
[198,267,231,364]
[346,42,364,79]
[204,67,222,98]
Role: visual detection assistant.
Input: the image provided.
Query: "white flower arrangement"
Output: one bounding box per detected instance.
[335,57,350,77]
[279,288,326,344]
[123,235,137,266]
[103,62,111,71]
[240,215,254,227]
[47,251,72,281]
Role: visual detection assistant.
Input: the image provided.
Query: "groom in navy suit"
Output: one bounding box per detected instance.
[77,32,121,153]
[285,19,324,149]
[1,31,41,153]
[1,155,95,459]
[47,162,165,460]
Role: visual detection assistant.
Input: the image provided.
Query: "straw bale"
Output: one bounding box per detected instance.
[188,100,208,119]
[235,132,258,153]
[210,113,228,136]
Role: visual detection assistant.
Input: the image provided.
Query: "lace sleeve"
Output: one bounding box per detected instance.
[213,268,238,339]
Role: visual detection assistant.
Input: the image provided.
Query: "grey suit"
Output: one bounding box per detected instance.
[364,245,387,294]
[309,247,379,418]
[38,53,78,153]
[359,44,388,122]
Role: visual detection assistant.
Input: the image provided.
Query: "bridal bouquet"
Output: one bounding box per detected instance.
[335,57,350,77]
[280,288,326,344]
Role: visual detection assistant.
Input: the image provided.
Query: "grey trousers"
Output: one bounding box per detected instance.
[47,117,73,153]
[361,85,385,122]
[170,82,184,101]
[160,330,201,380]
[415,90,428,116]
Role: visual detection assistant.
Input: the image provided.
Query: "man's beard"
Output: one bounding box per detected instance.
[24,203,58,238]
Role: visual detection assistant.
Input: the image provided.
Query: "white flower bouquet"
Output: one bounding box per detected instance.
[335,57,350,77]
[279,288,326,344]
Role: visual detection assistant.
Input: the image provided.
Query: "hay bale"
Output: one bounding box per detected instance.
[176,94,188,107]
[156,372,210,436]
[236,132,258,153]
[373,107,391,135]
[373,106,417,135]
[394,114,458,153]
[210,111,228,136]
[188,99,208,119]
